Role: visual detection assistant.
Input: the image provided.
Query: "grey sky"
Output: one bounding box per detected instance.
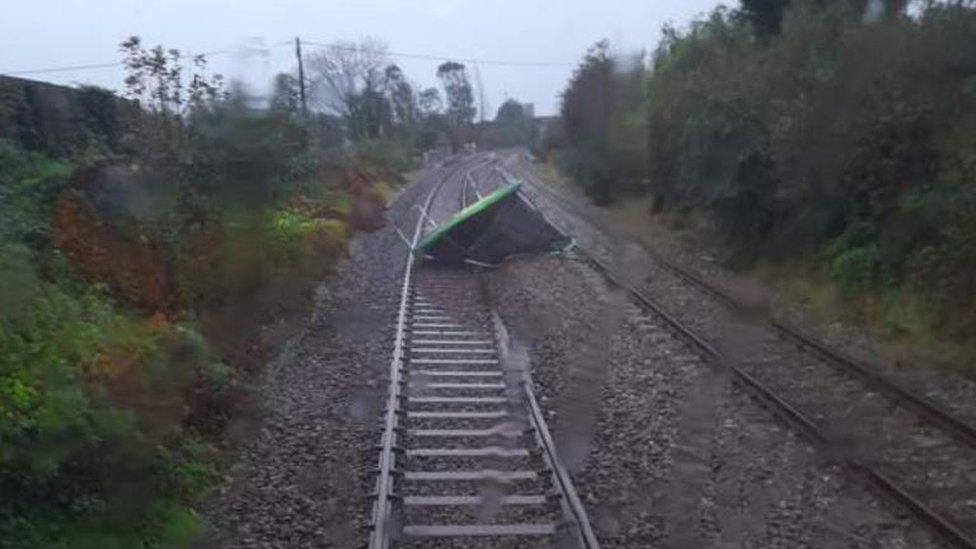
[1,0,721,116]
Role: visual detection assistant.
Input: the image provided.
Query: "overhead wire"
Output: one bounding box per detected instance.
[1,47,252,77]
[1,38,575,77]
[301,39,574,67]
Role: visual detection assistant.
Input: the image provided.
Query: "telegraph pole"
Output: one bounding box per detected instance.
[474,63,487,124]
[295,37,308,117]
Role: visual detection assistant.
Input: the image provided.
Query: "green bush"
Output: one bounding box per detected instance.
[555,1,976,349]
[828,243,881,291]
[0,70,410,542]
[0,142,222,546]
[352,138,419,177]
[0,140,73,243]
[558,41,648,204]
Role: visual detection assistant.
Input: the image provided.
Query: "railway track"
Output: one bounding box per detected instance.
[492,154,976,548]
[368,156,599,548]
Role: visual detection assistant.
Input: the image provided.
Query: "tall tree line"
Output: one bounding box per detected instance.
[279,39,481,150]
[554,0,976,350]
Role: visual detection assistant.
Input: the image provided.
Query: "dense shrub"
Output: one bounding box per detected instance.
[559,0,976,343]
[0,89,400,543]
[558,41,648,204]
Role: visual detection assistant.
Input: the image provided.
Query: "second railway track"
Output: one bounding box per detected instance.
[371,151,976,547]
[493,153,976,548]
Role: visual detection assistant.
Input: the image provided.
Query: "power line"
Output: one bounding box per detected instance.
[0,38,576,78]
[0,47,261,77]
[299,40,576,67]
[3,61,124,77]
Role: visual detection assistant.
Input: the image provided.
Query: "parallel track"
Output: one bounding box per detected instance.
[514,161,976,447]
[369,156,599,549]
[493,154,976,548]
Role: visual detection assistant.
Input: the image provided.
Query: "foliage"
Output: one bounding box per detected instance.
[269,73,301,115]
[492,100,534,147]
[384,65,417,128]
[0,141,214,545]
[119,36,224,162]
[740,0,792,37]
[557,0,976,349]
[436,62,477,129]
[120,36,223,118]
[418,87,443,116]
[558,41,647,204]
[415,87,450,150]
[76,86,124,152]
[304,38,460,150]
[351,137,420,178]
[0,33,413,545]
[307,38,394,139]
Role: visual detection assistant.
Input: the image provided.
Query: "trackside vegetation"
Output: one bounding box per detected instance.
[549,0,976,371]
[0,37,420,546]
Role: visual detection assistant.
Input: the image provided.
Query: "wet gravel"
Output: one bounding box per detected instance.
[504,152,976,433]
[503,152,976,543]
[488,254,944,547]
[201,152,958,548]
[200,165,449,547]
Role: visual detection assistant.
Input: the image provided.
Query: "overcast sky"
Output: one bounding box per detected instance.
[0,0,721,116]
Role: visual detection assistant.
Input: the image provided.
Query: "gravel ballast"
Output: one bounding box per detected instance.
[488,254,943,547]
[201,166,448,548]
[500,151,976,545]
[203,153,952,548]
[504,152,976,431]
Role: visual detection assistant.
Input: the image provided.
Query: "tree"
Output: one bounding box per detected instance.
[561,41,613,154]
[739,0,909,40]
[120,36,222,117]
[353,83,391,139]
[307,37,390,139]
[494,99,533,146]
[436,62,476,127]
[415,87,448,150]
[418,87,443,117]
[559,40,648,203]
[119,36,223,159]
[739,0,791,38]
[383,65,417,127]
[269,72,300,114]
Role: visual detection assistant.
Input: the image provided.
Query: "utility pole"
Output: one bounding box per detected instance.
[295,37,308,117]
[474,64,487,124]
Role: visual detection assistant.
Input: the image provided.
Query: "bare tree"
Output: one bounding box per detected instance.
[307,38,389,125]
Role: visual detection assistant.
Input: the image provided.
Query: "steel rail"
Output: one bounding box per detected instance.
[371,156,600,548]
[520,167,976,548]
[459,157,493,210]
[516,162,976,450]
[508,312,601,549]
[372,153,598,548]
[369,161,455,549]
[462,166,600,547]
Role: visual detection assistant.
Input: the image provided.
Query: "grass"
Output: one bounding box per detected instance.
[0,134,410,546]
[758,262,976,375]
[534,158,976,377]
